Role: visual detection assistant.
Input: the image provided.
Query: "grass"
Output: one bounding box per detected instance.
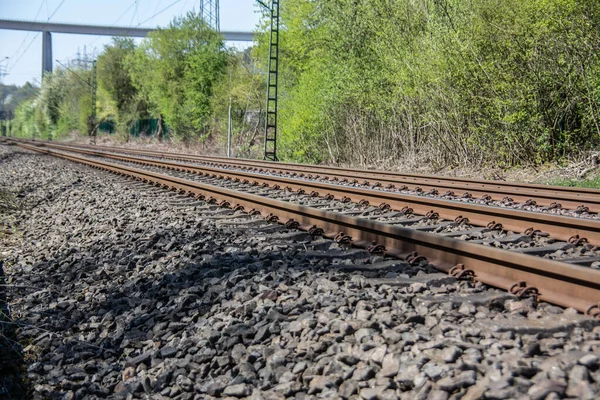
[0,190,17,213]
[546,176,600,189]
[0,190,18,240]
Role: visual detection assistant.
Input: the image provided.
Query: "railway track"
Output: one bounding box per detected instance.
[11,139,600,245]
[4,138,600,318]
[19,137,600,214]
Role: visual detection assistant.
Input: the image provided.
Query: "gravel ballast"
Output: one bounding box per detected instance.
[0,145,599,400]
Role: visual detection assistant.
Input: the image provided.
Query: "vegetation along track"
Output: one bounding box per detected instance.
[5,138,600,318]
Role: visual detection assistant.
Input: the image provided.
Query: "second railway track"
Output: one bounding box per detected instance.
[15,139,600,246]
[25,138,600,214]
[6,139,600,318]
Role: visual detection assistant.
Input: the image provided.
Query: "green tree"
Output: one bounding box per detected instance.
[98,38,145,135]
[258,0,600,167]
[0,82,39,120]
[127,12,228,144]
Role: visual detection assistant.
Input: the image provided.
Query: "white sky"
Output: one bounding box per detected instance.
[0,0,262,86]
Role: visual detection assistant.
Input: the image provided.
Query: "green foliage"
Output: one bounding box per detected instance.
[7,13,228,144]
[97,37,147,140]
[10,99,37,138]
[546,176,600,189]
[8,1,600,168]
[0,82,38,119]
[209,48,265,157]
[263,0,600,167]
[127,12,228,144]
[97,38,137,113]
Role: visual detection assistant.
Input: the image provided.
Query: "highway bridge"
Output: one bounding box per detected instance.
[0,18,254,74]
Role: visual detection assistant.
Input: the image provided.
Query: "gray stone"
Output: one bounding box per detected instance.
[458,303,476,315]
[475,315,600,336]
[337,354,360,366]
[223,384,252,397]
[359,386,387,400]
[524,342,541,357]
[568,365,589,382]
[308,376,338,394]
[288,320,303,333]
[527,380,566,400]
[254,325,270,342]
[338,380,358,399]
[427,389,449,400]
[441,346,462,363]
[369,345,387,365]
[379,353,400,377]
[204,381,227,396]
[566,381,596,399]
[270,381,302,397]
[396,364,420,389]
[436,370,476,392]
[160,346,177,358]
[278,371,296,384]
[578,354,599,369]
[483,387,518,400]
[292,361,307,374]
[415,382,433,400]
[352,365,376,381]
[355,328,376,342]
[127,352,152,366]
[422,362,447,381]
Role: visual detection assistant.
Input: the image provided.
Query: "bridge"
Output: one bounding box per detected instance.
[0,19,255,74]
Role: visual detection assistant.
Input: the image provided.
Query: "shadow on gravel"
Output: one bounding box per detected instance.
[10,220,320,398]
[0,149,28,165]
[0,149,429,399]
[0,260,30,399]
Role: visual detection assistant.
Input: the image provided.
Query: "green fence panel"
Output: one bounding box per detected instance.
[129,118,168,138]
[98,120,116,134]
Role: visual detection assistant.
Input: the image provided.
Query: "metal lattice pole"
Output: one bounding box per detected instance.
[200,0,220,31]
[263,0,279,161]
[90,60,97,144]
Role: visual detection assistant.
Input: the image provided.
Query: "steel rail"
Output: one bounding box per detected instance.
[14,142,600,317]
[22,140,600,246]
[21,138,600,213]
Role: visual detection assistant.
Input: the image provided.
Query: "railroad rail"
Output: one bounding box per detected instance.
[12,139,600,247]
[18,137,600,213]
[4,138,600,318]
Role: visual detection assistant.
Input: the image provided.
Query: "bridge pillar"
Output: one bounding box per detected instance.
[42,31,52,74]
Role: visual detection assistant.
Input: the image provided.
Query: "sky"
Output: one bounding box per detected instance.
[0,0,262,87]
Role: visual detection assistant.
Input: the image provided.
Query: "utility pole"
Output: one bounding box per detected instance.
[200,0,220,31]
[90,60,97,144]
[227,97,232,157]
[0,57,9,84]
[258,0,280,161]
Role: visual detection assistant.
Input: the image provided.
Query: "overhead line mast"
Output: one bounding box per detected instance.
[90,60,97,145]
[258,0,280,161]
[200,0,220,31]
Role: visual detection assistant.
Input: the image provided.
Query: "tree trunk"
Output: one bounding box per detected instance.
[157,114,164,142]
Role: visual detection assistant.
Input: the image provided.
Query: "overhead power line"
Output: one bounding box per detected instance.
[7,0,69,75]
[137,0,185,27]
[55,59,92,87]
[86,0,184,51]
[86,0,140,48]
[47,0,68,20]
[7,0,45,65]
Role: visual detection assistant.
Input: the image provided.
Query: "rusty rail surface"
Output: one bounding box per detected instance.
[17,138,600,213]
[17,139,600,246]
[10,140,600,317]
